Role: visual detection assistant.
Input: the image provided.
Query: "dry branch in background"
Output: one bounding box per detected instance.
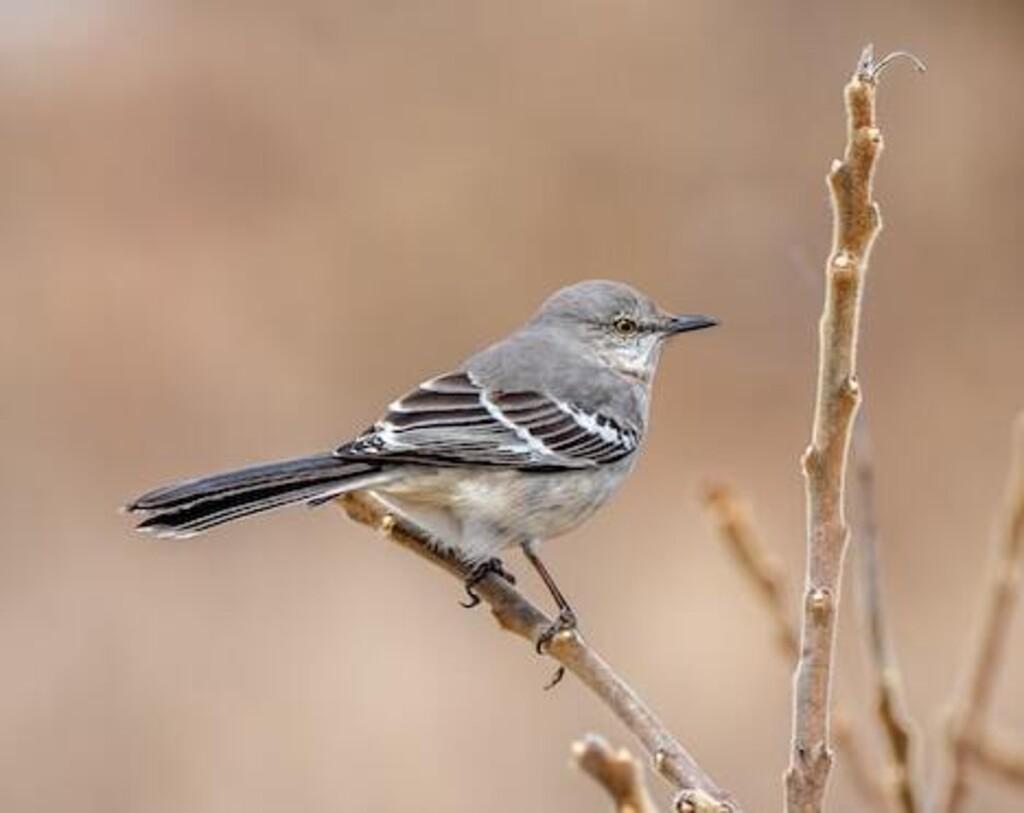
[965,728,1024,786]
[573,734,661,813]
[851,418,920,813]
[786,44,921,813]
[336,492,742,813]
[938,412,1024,813]
[701,483,887,810]
[702,484,797,657]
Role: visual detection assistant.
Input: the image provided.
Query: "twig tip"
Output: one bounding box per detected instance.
[856,43,927,82]
[874,50,928,79]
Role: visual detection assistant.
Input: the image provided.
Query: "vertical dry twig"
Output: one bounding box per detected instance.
[851,418,920,813]
[938,412,1024,813]
[786,44,921,813]
[702,483,888,809]
[336,492,742,813]
[573,734,662,813]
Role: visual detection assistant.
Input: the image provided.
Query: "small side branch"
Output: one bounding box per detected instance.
[851,419,920,813]
[336,492,742,813]
[786,44,918,813]
[573,734,661,813]
[937,412,1024,813]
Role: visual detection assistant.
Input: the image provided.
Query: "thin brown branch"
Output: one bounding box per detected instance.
[573,734,662,813]
[851,418,920,813]
[938,412,1024,813]
[786,44,904,813]
[701,483,888,810]
[336,492,742,813]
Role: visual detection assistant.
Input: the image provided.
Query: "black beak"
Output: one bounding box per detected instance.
[665,314,718,335]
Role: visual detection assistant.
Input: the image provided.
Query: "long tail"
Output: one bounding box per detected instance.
[126,452,385,537]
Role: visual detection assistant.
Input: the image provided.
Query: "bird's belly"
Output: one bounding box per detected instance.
[376,463,631,561]
[457,468,625,538]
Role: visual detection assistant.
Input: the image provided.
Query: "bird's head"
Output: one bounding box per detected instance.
[530,279,717,384]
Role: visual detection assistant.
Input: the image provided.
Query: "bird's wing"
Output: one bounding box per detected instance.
[339,371,639,469]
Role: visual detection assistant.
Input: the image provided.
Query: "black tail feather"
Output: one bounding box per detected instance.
[127,453,383,537]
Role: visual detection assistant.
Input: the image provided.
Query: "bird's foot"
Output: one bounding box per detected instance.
[535,607,578,654]
[536,608,578,690]
[459,557,516,609]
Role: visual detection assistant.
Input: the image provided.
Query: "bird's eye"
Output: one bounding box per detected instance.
[612,317,639,336]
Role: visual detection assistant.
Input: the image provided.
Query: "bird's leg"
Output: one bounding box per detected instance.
[522,540,578,653]
[459,557,516,609]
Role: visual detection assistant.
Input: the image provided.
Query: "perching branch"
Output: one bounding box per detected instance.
[851,418,921,813]
[336,492,742,813]
[573,734,662,813]
[938,412,1024,813]
[701,483,888,810]
[786,44,921,813]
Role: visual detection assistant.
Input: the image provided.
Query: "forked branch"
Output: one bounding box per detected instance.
[336,492,742,813]
[702,483,887,809]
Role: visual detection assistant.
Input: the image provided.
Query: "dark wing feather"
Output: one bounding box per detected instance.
[338,372,638,470]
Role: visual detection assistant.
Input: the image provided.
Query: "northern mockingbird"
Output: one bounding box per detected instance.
[127,280,716,644]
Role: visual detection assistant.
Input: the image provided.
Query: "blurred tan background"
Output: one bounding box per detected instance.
[2,1,1023,811]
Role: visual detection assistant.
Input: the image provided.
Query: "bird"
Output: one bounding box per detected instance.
[126,280,716,647]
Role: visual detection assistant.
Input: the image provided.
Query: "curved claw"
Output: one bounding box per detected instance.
[459,587,482,609]
[543,666,566,690]
[535,607,578,654]
[459,557,515,609]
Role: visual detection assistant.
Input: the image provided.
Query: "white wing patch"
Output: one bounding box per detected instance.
[558,402,625,445]
[477,387,555,459]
